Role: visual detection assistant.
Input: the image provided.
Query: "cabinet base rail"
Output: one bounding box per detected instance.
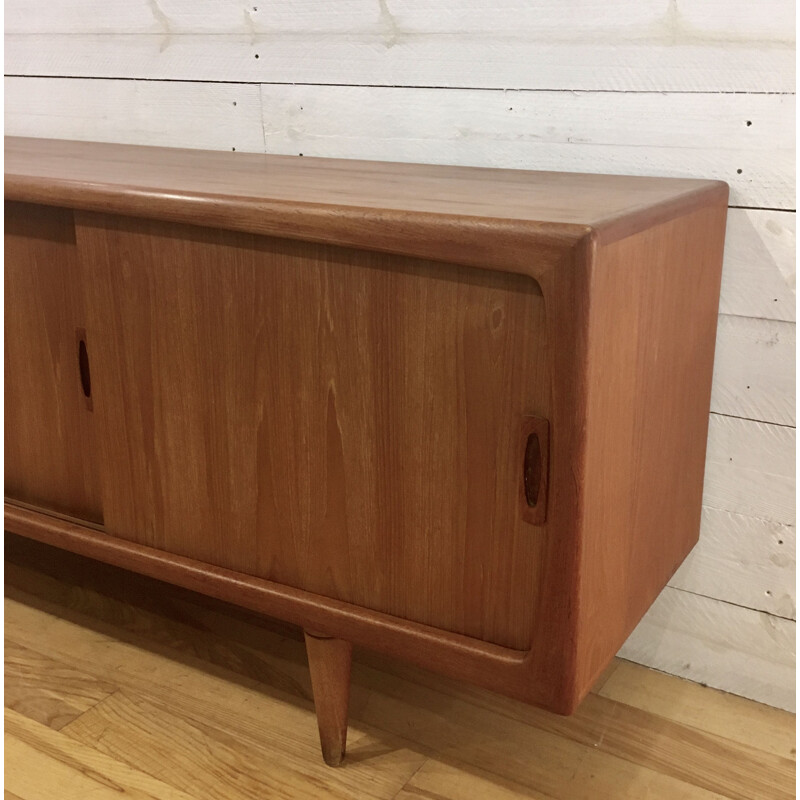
[3,501,552,762]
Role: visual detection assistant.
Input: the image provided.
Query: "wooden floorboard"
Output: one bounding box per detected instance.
[5,707,195,800]
[4,535,796,800]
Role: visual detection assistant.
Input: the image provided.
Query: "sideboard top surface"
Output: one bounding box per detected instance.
[5,137,727,253]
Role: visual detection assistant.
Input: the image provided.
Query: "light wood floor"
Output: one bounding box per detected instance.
[4,535,796,800]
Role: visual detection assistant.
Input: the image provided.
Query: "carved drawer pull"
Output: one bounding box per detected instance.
[76,328,92,410]
[521,415,549,525]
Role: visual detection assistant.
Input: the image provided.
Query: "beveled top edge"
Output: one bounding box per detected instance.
[5,137,727,233]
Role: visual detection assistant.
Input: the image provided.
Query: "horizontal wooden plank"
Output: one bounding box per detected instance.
[63,691,425,800]
[394,761,554,800]
[620,586,795,711]
[4,639,118,730]
[5,707,195,800]
[3,77,264,153]
[668,506,795,619]
[710,316,795,426]
[598,658,796,760]
[257,84,794,209]
[4,0,795,92]
[721,209,795,323]
[704,414,795,526]
[8,0,792,38]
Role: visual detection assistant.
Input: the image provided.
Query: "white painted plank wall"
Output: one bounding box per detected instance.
[619,587,795,713]
[4,0,795,92]
[671,508,795,619]
[255,85,795,208]
[721,209,795,323]
[4,0,796,710]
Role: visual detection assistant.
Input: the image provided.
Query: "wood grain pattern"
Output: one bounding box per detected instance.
[5,708,198,800]
[304,633,352,766]
[4,136,725,252]
[598,659,796,760]
[4,202,102,522]
[74,213,548,649]
[575,202,727,697]
[61,691,422,800]
[4,639,116,730]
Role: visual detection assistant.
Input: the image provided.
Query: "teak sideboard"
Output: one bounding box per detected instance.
[4,136,728,765]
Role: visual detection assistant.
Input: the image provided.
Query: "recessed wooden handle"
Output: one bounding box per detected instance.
[521,416,549,525]
[76,328,93,411]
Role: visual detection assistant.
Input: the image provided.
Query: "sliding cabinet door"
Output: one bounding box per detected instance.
[5,202,102,523]
[75,211,550,650]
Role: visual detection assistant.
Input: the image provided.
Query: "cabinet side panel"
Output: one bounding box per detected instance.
[74,213,550,650]
[4,202,103,522]
[575,201,728,700]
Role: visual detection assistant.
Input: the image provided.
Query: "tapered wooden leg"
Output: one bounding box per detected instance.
[304,631,352,766]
